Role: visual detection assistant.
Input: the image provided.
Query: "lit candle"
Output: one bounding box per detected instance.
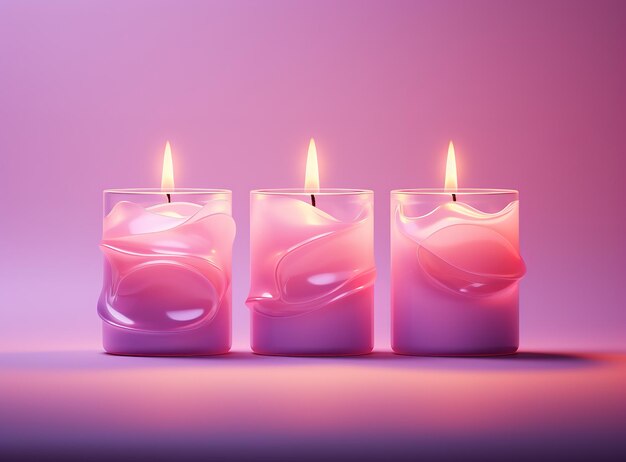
[247,139,376,355]
[98,142,236,355]
[391,142,525,355]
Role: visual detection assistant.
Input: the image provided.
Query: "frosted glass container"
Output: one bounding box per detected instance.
[391,189,525,356]
[98,188,235,356]
[247,189,376,356]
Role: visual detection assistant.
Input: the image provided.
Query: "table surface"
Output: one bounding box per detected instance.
[1,349,625,461]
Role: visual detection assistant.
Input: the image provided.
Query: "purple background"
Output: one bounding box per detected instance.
[1,0,625,352]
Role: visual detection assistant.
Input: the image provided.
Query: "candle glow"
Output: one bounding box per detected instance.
[444,141,458,193]
[304,138,320,192]
[161,141,175,191]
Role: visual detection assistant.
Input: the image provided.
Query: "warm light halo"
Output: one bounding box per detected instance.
[304,138,320,192]
[161,141,175,191]
[444,140,458,192]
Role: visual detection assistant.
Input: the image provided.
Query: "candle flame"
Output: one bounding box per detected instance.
[161,141,175,191]
[304,138,320,192]
[444,140,458,192]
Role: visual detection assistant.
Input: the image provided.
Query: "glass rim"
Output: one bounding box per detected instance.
[103,188,232,195]
[391,188,518,196]
[251,188,373,196]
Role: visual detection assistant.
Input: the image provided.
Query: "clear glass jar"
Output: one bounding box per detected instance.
[391,189,525,355]
[98,188,235,355]
[247,189,376,355]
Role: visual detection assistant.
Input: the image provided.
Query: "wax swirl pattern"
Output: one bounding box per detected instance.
[396,201,526,296]
[98,200,235,332]
[247,195,376,318]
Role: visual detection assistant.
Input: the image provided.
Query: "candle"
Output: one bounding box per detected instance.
[98,142,236,355]
[247,139,376,355]
[391,142,525,355]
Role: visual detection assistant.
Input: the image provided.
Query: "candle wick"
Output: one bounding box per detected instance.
[166,193,171,203]
[311,194,316,207]
[452,193,457,202]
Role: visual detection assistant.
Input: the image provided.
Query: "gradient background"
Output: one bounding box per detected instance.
[1,1,625,460]
[1,0,624,352]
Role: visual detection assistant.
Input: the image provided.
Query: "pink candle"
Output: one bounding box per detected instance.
[247,140,375,355]
[391,142,525,355]
[98,143,236,355]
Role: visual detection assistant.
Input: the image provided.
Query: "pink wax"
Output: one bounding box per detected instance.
[247,189,376,356]
[391,189,525,356]
[98,189,235,356]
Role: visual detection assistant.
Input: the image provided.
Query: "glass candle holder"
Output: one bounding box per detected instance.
[98,188,235,356]
[391,189,525,356]
[247,189,376,356]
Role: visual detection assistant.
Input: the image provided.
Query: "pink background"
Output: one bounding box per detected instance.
[1,0,625,352]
